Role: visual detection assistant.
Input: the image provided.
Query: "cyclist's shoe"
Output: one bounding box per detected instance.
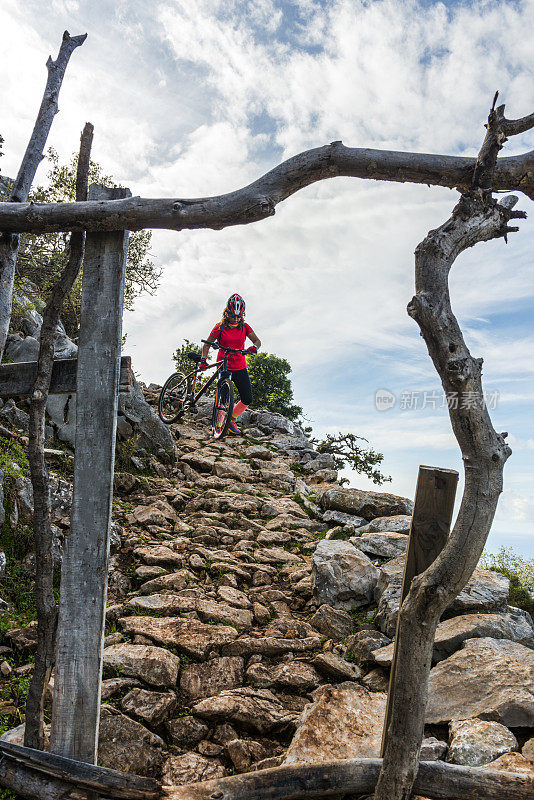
[228,419,240,435]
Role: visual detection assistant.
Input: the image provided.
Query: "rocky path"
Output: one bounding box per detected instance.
[2,393,534,787]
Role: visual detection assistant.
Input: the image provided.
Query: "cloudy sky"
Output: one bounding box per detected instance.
[2,0,534,555]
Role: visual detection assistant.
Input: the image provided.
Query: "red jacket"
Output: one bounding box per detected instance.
[210,322,255,370]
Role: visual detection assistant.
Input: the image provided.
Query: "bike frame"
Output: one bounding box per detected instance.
[184,343,239,409]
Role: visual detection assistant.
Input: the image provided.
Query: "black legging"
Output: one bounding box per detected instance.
[231,368,253,405]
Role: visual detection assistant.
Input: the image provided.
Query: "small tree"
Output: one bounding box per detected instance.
[313,431,391,485]
[15,148,161,337]
[172,338,202,374]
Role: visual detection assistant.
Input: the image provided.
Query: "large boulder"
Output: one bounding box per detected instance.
[352,532,409,559]
[98,709,165,777]
[358,514,412,534]
[447,718,518,767]
[426,638,534,726]
[161,753,226,786]
[320,488,413,520]
[180,657,245,704]
[121,689,177,727]
[119,616,237,660]
[373,610,534,665]
[312,540,379,610]
[191,687,297,734]
[118,373,175,455]
[374,559,511,638]
[448,569,510,615]
[283,683,386,764]
[103,643,180,687]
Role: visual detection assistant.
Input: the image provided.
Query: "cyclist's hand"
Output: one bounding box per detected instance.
[199,359,208,371]
[246,346,258,354]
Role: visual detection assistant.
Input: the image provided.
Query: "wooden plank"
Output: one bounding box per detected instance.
[380,465,458,757]
[0,741,161,799]
[50,185,131,764]
[160,757,534,800]
[0,356,132,397]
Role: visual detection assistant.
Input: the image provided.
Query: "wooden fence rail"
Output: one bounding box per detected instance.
[0,356,131,398]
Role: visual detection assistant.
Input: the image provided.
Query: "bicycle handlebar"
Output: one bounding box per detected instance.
[201,339,247,355]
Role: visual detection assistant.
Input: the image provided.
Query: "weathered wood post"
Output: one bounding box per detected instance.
[50,185,131,762]
[381,465,458,756]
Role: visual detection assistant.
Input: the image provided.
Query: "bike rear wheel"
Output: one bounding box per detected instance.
[158,372,189,424]
[211,377,234,439]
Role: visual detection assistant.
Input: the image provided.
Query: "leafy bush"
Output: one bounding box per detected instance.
[480,547,534,613]
[246,352,302,420]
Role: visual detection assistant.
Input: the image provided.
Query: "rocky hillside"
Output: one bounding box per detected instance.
[0,389,533,788]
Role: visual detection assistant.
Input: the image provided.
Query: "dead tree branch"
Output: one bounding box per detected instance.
[24,123,93,751]
[164,757,532,800]
[0,142,533,235]
[0,754,532,800]
[0,30,86,359]
[374,97,529,800]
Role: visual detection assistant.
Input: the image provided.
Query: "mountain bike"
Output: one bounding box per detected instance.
[158,340,246,439]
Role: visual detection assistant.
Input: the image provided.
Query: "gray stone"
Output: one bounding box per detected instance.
[361,667,389,692]
[192,687,297,733]
[121,688,177,727]
[320,488,413,520]
[284,683,386,764]
[0,399,30,433]
[161,753,226,786]
[14,475,33,524]
[426,638,534,726]
[374,559,512,638]
[309,604,355,639]
[4,335,40,364]
[420,737,448,761]
[226,738,277,772]
[180,657,244,704]
[212,458,252,481]
[166,716,209,747]
[447,718,518,767]
[119,373,175,455]
[358,515,412,534]
[351,532,409,559]
[373,611,534,665]
[119,616,238,660]
[345,629,392,664]
[312,652,363,682]
[449,569,510,614]
[322,509,368,528]
[98,709,165,777]
[103,643,180,687]
[311,540,379,610]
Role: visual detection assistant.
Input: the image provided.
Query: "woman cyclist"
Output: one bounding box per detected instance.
[200,293,261,435]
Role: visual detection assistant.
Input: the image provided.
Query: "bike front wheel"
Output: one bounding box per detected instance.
[158,372,189,424]
[211,377,234,439]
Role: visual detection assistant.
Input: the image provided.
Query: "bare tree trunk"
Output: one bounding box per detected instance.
[374,96,531,800]
[24,123,93,750]
[0,30,86,360]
